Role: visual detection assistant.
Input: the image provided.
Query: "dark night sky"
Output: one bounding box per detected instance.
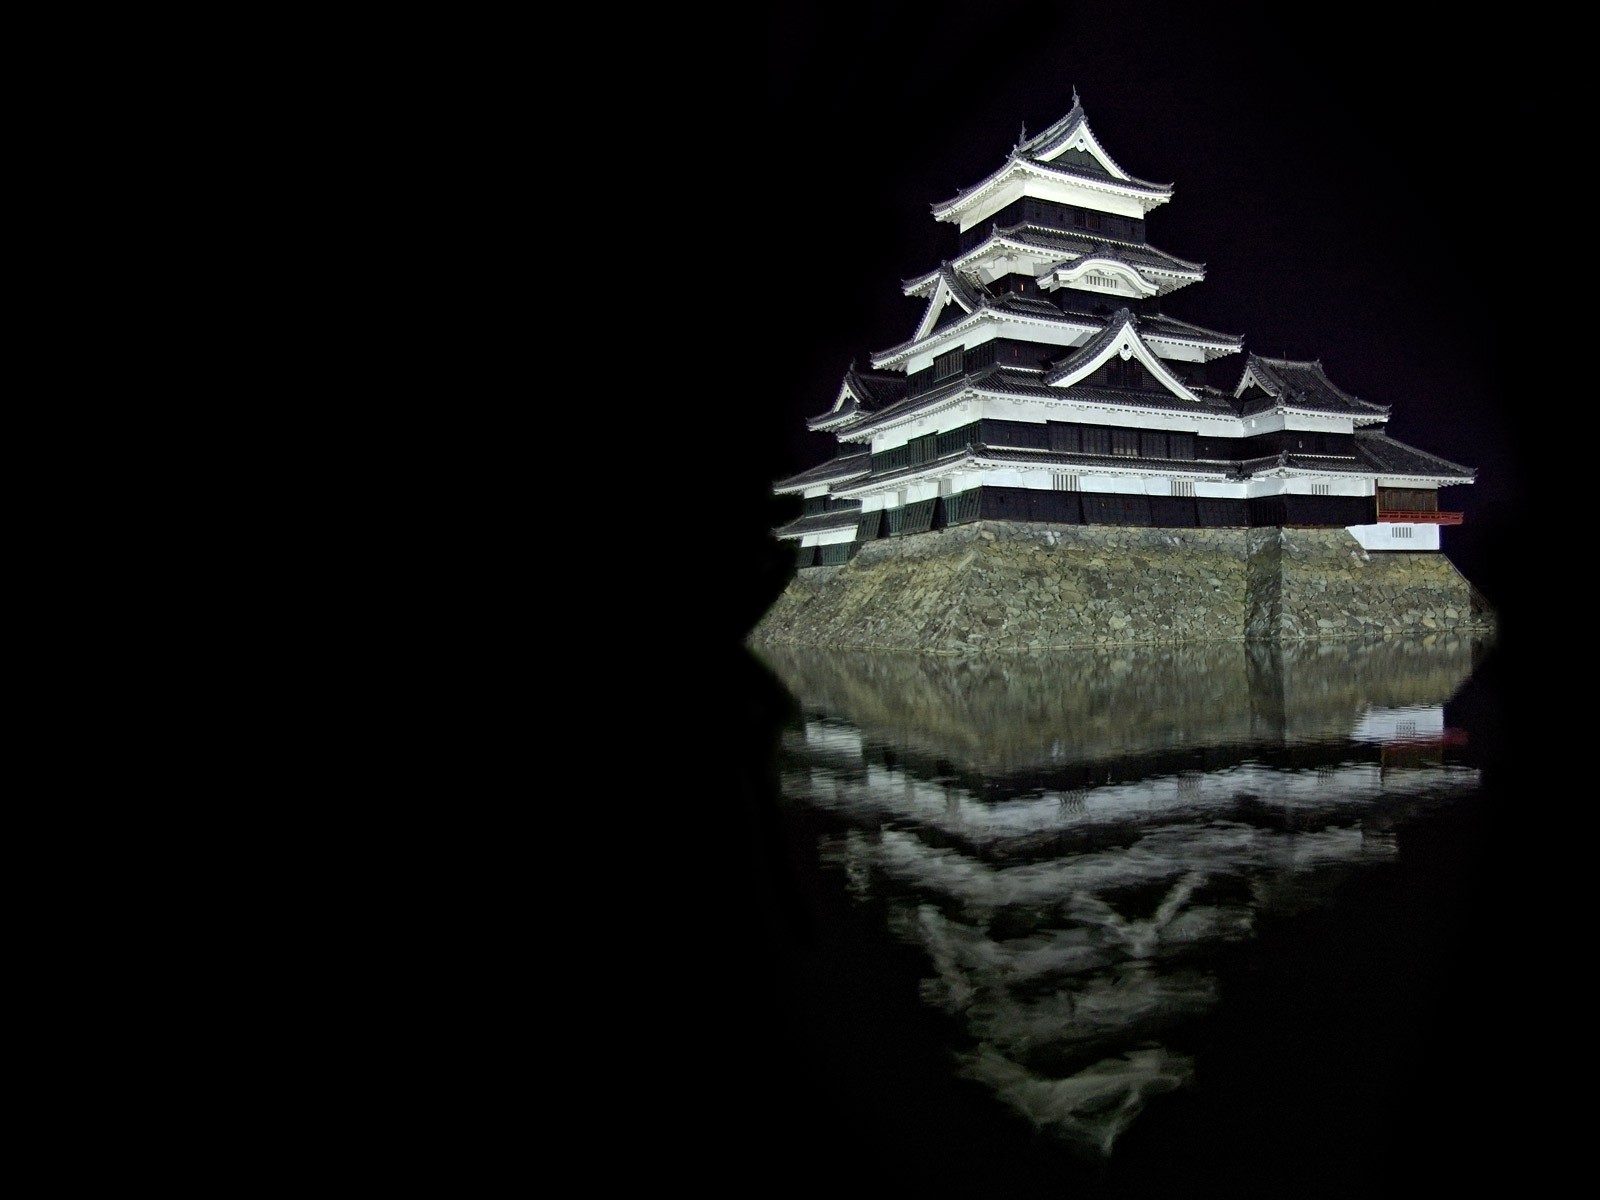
[720,1,1569,644]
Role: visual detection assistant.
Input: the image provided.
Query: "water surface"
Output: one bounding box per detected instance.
[742,633,1531,1196]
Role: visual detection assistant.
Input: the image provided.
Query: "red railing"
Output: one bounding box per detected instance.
[1378,510,1463,525]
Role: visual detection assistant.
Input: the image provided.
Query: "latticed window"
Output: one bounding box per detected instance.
[963,344,994,373]
[1311,483,1330,496]
[943,490,981,525]
[1378,487,1437,511]
[933,349,962,380]
[1048,422,1079,452]
[818,542,854,565]
[886,498,937,537]
[1053,473,1080,491]
[937,423,977,456]
[1111,429,1139,456]
[1172,480,1194,497]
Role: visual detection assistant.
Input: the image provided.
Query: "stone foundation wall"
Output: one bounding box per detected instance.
[748,522,1494,653]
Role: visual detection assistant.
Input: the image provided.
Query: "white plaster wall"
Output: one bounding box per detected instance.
[813,528,857,546]
[1347,523,1442,551]
[1096,474,1153,495]
[1288,478,1370,496]
[1235,413,1359,437]
[1283,413,1359,433]
[977,467,1041,489]
[953,178,1028,232]
[1022,177,1146,221]
[801,526,863,548]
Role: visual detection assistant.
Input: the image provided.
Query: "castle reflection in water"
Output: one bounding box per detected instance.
[753,633,1492,1164]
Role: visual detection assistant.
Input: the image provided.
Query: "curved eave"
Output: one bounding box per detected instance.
[832,447,976,497]
[1237,391,1390,422]
[1025,382,1241,421]
[1231,452,1470,484]
[835,445,1241,499]
[837,380,978,441]
[772,509,863,539]
[1140,314,1244,347]
[977,223,1208,274]
[1146,336,1244,364]
[838,373,1240,443]
[1355,434,1476,481]
[1020,102,1168,190]
[968,445,1236,479]
[910,273,987,340]
[1239,398,1390,425]
[1235,356,1390,420]
[807,397,862,430]
[1284,405,1390,427]
[1101,269,1205,294]
[1043,313,1200,402]
[1050,256,1160,299]
[870,305,1098,370]
[1375,472,1477,487]
[808,409,870,434]
[951,234,1205,294]
[903,264,946,297]
[773,457,872,494]
[931,157,1172,225]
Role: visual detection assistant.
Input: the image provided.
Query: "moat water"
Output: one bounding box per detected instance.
[734,631,1549,1197]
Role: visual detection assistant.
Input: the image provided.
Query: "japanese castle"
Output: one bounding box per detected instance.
[752,94,1489,651]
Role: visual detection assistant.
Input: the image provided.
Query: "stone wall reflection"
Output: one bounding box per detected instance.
[754,633,1485,773]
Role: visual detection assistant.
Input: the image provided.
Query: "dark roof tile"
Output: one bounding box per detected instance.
[1354,431,1474,479]
[1237,354,1388,419]
[772,509,864,538]
[773,450,872,493]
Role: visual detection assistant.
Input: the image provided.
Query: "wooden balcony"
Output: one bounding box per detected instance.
[1378,509,1463,525]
